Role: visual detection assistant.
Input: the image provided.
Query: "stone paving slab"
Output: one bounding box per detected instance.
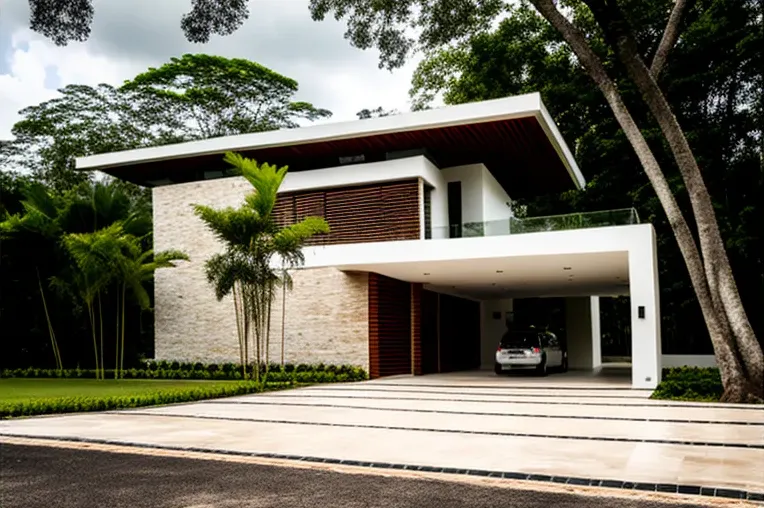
[234,393,764,424]
[2,412,763,493]
[126,401,764,446]
[2,375,763,499]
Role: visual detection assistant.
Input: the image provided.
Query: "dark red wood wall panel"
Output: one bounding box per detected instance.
[273,180,421,246]
[368,273,412,379]
[420,289,439,374]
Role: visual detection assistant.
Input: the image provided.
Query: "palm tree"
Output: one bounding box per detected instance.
[60,223,124,379]
[0,183,65,371]
[62,222,188,379]
[115,237,187,378]
[195,152,328,383]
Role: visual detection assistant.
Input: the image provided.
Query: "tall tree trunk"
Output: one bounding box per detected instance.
[120,283,126,378]
[36,268,62,371]
[649,0,688,77]
[528,0,749,396]
[98,292,105,380]
[115,287,120,379]
[87,302,99,380]
[281,275,286,369]
[582,0,764,401]
[233,282,246,379]
[264,281,273,383]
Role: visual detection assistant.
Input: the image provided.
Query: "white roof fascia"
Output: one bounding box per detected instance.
[76,92,583,190]
[536,101,586,189]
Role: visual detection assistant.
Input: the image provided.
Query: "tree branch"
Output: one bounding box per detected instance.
[650,0,689,78]
[527,0,745,388]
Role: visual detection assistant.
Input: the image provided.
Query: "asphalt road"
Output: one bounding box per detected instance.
[0,443,710,508]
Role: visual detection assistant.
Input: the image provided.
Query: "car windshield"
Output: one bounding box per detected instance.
[500,331,541,349]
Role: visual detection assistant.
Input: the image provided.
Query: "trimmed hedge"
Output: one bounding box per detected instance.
[651,367,723,402]
[1,362,368,383]
[0,381,286,419]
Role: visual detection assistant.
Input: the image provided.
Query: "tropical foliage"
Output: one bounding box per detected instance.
[312,0,764,401]
[26,0,250,45]
[194,152,329,382]
[0,179,185,375]
[0,55,330,371]
[0,54,330,191]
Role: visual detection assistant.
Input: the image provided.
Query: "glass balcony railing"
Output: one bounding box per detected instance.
[432,208,640,239]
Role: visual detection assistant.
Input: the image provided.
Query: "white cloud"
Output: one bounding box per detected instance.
[0,1,419,141]
[0,28,147,139]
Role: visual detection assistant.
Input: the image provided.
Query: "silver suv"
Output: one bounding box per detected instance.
[494,330,567,376]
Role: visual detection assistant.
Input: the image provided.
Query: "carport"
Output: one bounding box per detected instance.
[302,223,661,389]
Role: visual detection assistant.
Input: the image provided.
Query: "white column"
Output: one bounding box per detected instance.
[480,299,513,368]
[628,227,662,389]
[565,297,593,369]
[590,296,602,370]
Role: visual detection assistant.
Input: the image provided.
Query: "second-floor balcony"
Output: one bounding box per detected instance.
[435,208,640,239]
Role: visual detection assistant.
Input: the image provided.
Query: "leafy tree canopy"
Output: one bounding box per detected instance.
[409,0,763,354]
[122,54,332,139]
[1,54,331,192]
[27,0,249,45]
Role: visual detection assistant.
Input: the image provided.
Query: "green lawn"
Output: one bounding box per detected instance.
[0,378,269,418]
[0,378,249,404]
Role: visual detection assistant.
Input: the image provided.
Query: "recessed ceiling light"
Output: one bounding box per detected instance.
[563,267,572,270]
[423,273,430,276]
[496,270,504,273]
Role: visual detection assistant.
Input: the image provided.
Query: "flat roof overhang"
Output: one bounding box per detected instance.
[76,93,584,198]
[295,224,657,299]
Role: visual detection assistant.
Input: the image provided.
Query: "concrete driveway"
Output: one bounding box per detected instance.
[1,371,763,503]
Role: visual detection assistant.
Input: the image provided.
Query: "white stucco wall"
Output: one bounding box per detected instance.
[564,296,602,370]
[480,299,514,368]
[440,164,485,225]
[439,163,512,237]
[301,224,662,389]
[481,166,513,236]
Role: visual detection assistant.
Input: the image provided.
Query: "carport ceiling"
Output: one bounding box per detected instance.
[345,252,630,299]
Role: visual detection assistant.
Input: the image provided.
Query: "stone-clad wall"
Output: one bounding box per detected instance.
[153,177,370,369]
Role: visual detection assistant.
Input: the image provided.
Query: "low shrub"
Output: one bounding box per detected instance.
[0,363,368,383]
[0,382,271,419]
[651,367,723,401]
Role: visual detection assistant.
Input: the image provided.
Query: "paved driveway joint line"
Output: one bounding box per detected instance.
[202,399,764,426]
[110,411,764,449]
[315,386,655,400]
[267,392,764,410]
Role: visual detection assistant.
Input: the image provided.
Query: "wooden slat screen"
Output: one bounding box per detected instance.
[273,180,421,245]
[420,290,439,374]
[368,273,412,379]
[411,283,422,376]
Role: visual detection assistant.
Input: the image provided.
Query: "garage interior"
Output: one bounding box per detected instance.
[365,256,631,380]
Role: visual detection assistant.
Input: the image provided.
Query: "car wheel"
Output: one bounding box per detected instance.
[535,357,548,377]
[560,354,568,373]
[494,362,504,375]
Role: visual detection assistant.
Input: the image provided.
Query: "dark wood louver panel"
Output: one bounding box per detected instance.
[272,196,295,228]
[273,180,420,246]
[411,283,422,375]
[420,289,439,374]
[368,273,411,379]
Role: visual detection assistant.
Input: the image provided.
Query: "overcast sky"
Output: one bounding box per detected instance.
[0,0,421,140]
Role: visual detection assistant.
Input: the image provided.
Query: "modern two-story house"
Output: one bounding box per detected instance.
[77,93,667,389]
